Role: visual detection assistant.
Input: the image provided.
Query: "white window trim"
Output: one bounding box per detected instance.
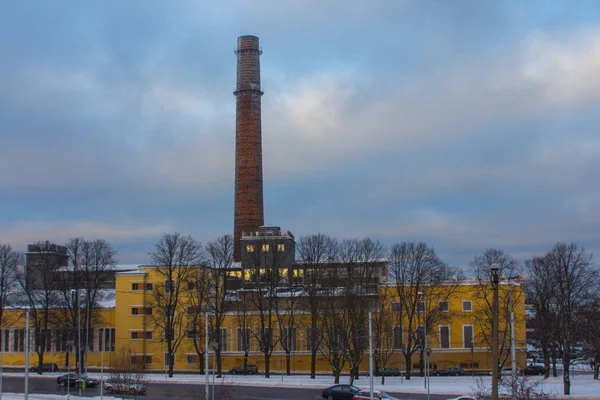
[438,325,451,349]
[462,324,474,349]
[462,300,473,312]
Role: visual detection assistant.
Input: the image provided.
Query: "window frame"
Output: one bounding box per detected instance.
[462,300,473,312]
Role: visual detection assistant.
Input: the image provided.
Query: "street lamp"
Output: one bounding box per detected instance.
[418,291,430,400]
[491,264,500,400]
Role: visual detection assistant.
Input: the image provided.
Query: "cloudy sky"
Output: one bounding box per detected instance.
[1,0,599,266]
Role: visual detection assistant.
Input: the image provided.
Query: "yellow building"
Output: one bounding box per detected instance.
[111,265,526,375]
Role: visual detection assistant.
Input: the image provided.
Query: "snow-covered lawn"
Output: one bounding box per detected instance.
[3,371,599,398]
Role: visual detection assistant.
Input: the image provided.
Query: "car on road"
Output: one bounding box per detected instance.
[374,367,401,376]
[500,367,523,376]
[524,364,546,375]
[322,384,360,400]
[229,363,259,375]
[29,363,59,373]
[104,379,147,395]
[446,396,479,400]
[353,390,400,399]
[56,373,99,388]
[435,366,464,376]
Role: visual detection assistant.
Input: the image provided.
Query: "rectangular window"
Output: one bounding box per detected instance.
[261,328,273,352]
[131,307,139,315]
[416,301,425,312]
[462,300,472,312]
[237,328,250,352]
[187,355,198,364]
[110,328,115,351]
[305,327,320,351]
[164,353,174,366]
[13,329,25,352]
[131,332,139,339]
[261,244,269,252]
[145,355,152,364]
[463,325,474,348]
[277,244,285,252]
[439,326,450,348]
[416,326,424,348]
[439,301,449,312]
[0,330,9,352]
[246,245,255,253]
[131,356,140,364]
[164,329,174,341]
[164,280,174,293]
[220,328,228,352]
[392,302,401,313]
[187,306,196,315]
[145,283,153,291]
[164,305,173,317]
[145,307,153,315]
[282,327,297,351]
[187,330,197,339]
[145,331,153,340]
[393,326,403,349]
[187,281,195,290]
[131,283,140,291]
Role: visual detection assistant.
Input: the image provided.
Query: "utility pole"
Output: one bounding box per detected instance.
[24,311,30,400]
[510,282,517,400]
[491,264,500,400]
[205,311,209,400]
[369,311,373,400]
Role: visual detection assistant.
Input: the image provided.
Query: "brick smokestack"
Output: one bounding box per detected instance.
[233,35,264,261]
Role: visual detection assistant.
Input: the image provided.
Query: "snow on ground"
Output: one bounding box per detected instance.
[3,371,600,398]
[0,395,121,399]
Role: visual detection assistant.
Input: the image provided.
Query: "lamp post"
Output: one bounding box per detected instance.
[491,264,500,400]
[205,311,209,400]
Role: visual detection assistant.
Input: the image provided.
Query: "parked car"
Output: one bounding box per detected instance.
[500,367,523,376]
[524,364,546,375]
[56,373,99,388]
[29,363,59,373]
[435,366,464,376]
[322,384,360,400]
[104,379,147,395]
[375,367,401,376]
[229,363,259,375]
[354,390,400,399]
[446,396,479,400]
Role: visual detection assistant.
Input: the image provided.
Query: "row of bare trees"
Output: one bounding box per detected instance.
[526,242,600,395]
[0,239,118,375]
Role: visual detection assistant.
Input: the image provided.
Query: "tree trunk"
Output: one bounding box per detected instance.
[36,350,45,375]
[334,370,341,384]
[419,350,425,377]
[381,373,385,385]
[594,354,600,380]
[264,353,270,378]
[542,346,550,379]
[310,347,317,379]
[216,348,222,378]
[404,353,412,380]
[286,352,291,376]
[563,359,571,395]
[552,351,557,378]
[199,353,205,374]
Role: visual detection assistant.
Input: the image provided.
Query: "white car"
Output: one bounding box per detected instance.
[446,396,479,400]
[103,379,147,395]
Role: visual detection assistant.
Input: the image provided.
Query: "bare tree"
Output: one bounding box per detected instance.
[58,238,117,373]
[205,234,235,377]
[545,242,598,394]
[16,241,63,374]
[187,267,209,374]
[275,285,301,375]
[245,237,290,378]
[373,284,396,385]
[297,233,337,379]
[525,255,557,378]
[470,249,524,375]
[148,233,204,377]
[0,244,21,330]
[579,297,600,380]
[233,288,252,371]
[108,345,147,398]
[389,241,460,379]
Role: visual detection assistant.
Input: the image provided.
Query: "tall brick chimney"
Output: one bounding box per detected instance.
[233,35,264,261]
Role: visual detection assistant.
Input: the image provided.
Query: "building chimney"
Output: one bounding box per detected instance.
[233,35,264,261]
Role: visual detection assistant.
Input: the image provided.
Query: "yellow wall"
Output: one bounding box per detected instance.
[0,269,526,375]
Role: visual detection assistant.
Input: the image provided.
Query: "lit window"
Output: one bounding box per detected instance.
[246,245,255,253]
[277,244,285,252]
[262,244,270,252]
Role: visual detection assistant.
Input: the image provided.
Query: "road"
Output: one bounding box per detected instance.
[0,376,452,399]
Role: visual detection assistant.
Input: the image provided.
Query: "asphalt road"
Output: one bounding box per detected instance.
[0,376,453,399]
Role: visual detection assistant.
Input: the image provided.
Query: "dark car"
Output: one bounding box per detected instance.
[524,364,546,375]
[56,373,99,388]
[229,363,259,375]
[29,363,59,373]
[375,367,401,376]
[435,366,464,376]
[322,384,360,400]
